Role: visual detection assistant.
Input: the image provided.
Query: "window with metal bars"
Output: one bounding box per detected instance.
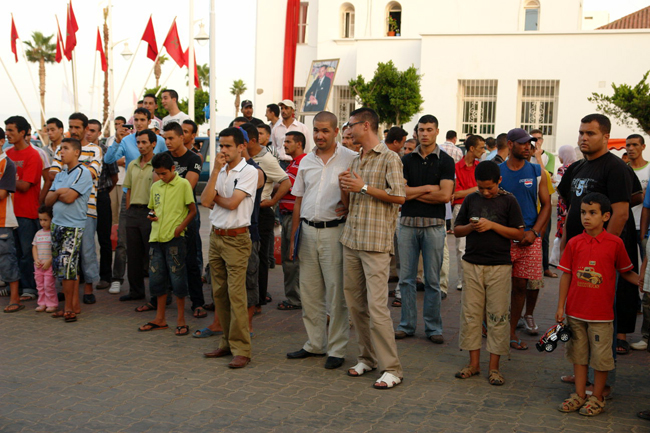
[458,80,498,136]
[294,87,306,122]
[298,3,309,44]
[332,86,356,128]
[518,79,559,148]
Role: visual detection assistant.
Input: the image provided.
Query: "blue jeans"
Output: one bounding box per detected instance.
[397,224,445,337]
[80,217,99,284]
[15,217,39,294]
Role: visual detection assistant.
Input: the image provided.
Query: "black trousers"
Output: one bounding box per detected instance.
[96,190,113,283]
[185,218,204,310]
[257,207,275,306]
[125,206,152,298]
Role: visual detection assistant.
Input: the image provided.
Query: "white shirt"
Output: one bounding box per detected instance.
[209,158,258,229]
[162,111,191,128]
[632,162,650,230]
[251,148,289,201]
[292,144,357,222]
[271,118,310,161]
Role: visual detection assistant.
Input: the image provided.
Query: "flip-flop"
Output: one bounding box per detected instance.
[510,339,528,350]
[135,303,156,313]
[277,301,301,311]
[64,311,77,322]
[4,303,25,313]
[192,327,222,338]
[391,299,402,308]
[616,339,631,355]
[138,322,169,332]
[19,293,36,301]
[193,307,208,318]
[175,325,190,336]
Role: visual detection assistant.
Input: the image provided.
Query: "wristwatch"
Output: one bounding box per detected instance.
[360,184,368,195]
[532,229,540,238]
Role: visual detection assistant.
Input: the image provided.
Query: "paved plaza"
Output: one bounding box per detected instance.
[1,208,649,433]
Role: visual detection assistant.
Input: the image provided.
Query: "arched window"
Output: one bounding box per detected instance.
[524,0,540,31]
[341,3,355,38]
[386,2,402,36]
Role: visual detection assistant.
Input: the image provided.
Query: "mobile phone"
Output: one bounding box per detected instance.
[148,210,156,218]
[470,217,479,223]
[124,124,134,130]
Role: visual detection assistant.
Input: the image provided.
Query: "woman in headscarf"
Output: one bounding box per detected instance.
[555,145,578,239]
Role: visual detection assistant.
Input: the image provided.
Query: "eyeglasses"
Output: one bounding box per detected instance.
[347,121,365,128]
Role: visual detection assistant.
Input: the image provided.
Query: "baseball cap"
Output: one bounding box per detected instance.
[507,128,537,144]
[237,126,250,143]
[148,119,161,130]
[241,100,253,108]
[278,99,295,109]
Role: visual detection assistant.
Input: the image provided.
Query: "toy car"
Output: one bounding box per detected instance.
[535,322,572,353]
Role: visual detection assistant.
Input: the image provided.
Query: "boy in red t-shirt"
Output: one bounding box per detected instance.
[556,192,638,416]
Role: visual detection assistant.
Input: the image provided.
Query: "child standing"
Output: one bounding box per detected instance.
[556,192,638,416]
[32,205,57,312]
[453,161,525,385]
[45,138,93,323]
[137,153,196,335]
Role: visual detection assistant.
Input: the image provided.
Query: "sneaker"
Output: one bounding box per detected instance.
[516,317,525,329]
[0,279,6,287]
[630,339,648,350]
[108,281,121,294]
[523,315,539,335]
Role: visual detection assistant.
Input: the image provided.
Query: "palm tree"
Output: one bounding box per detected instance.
[230,79,247,115]
[23,32,56,128]
[185,63,210,89]
[154,55,169,87]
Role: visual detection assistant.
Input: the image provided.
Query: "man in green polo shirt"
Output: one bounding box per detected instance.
[138,152,196,336]
[120,130,156,304]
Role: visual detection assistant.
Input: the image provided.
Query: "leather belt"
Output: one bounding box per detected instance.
[213,227,248,236]
[302,219,345,229]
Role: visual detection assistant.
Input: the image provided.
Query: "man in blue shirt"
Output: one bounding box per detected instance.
[45,138,93,322]
[103,108,166,294]
[499,128,551,350]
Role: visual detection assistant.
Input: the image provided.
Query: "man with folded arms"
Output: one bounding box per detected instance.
[286,111,357,369]
[201,127,257,369]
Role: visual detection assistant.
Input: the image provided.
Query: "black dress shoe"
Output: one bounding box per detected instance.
[286,348,326,359]
[119,294,145,302]
[324,356,344,369]
[82,294,96,304]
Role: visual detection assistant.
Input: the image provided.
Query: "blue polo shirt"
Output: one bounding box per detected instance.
[499,161,541,231]
[50,164,93,229]
[103,132,167,192]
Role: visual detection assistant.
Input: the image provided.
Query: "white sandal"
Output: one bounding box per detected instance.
[347,362,375,377]
[374,372,402,389]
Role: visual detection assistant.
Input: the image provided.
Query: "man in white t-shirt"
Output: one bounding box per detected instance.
[161,89,190,128]
[201,127,258,369]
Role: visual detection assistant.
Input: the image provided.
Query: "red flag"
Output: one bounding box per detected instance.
[55,17,65,63]
[96,28,107,72]
[64,1,78,61]
[163,20,186,68]
[184,49,200,89]
[10,15,19,63]
[141,16,158,62]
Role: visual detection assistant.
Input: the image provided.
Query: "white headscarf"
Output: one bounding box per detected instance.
[558,145,577,166]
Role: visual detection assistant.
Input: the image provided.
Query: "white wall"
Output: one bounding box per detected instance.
[419,30,650,152]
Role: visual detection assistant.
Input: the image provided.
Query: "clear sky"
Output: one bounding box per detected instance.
[1,0,648,135]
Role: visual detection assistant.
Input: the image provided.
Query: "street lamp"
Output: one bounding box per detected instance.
[120,42,133,61]
[195,23,209,46]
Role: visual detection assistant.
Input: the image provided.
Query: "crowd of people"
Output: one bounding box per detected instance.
[1,89,649,419]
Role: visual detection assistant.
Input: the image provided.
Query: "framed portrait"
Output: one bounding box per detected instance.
[300,59,340,114]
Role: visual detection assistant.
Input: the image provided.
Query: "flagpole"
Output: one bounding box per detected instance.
[0,56,39,131]
[188,0,195,121]
[136,61,157,102]
[71,50,79,111]
[90,48,98,119]
[55,15,73,112]
[101,39,142,133]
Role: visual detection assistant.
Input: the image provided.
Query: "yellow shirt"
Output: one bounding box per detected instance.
[148,173,195,243]
[123,157,154,205]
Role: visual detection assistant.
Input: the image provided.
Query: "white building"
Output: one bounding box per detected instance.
[254,0,650,153]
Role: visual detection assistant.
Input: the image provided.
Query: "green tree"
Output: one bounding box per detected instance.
[143,86,216,125]
[23,31,56,128]
[186,63,210,89]
[349,60,423,127]
[589,71,650,134]
[230,79,247,115]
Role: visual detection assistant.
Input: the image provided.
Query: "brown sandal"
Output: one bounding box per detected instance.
[455,365,480,379]
[558,393,587,412]
[488,370,505,386]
